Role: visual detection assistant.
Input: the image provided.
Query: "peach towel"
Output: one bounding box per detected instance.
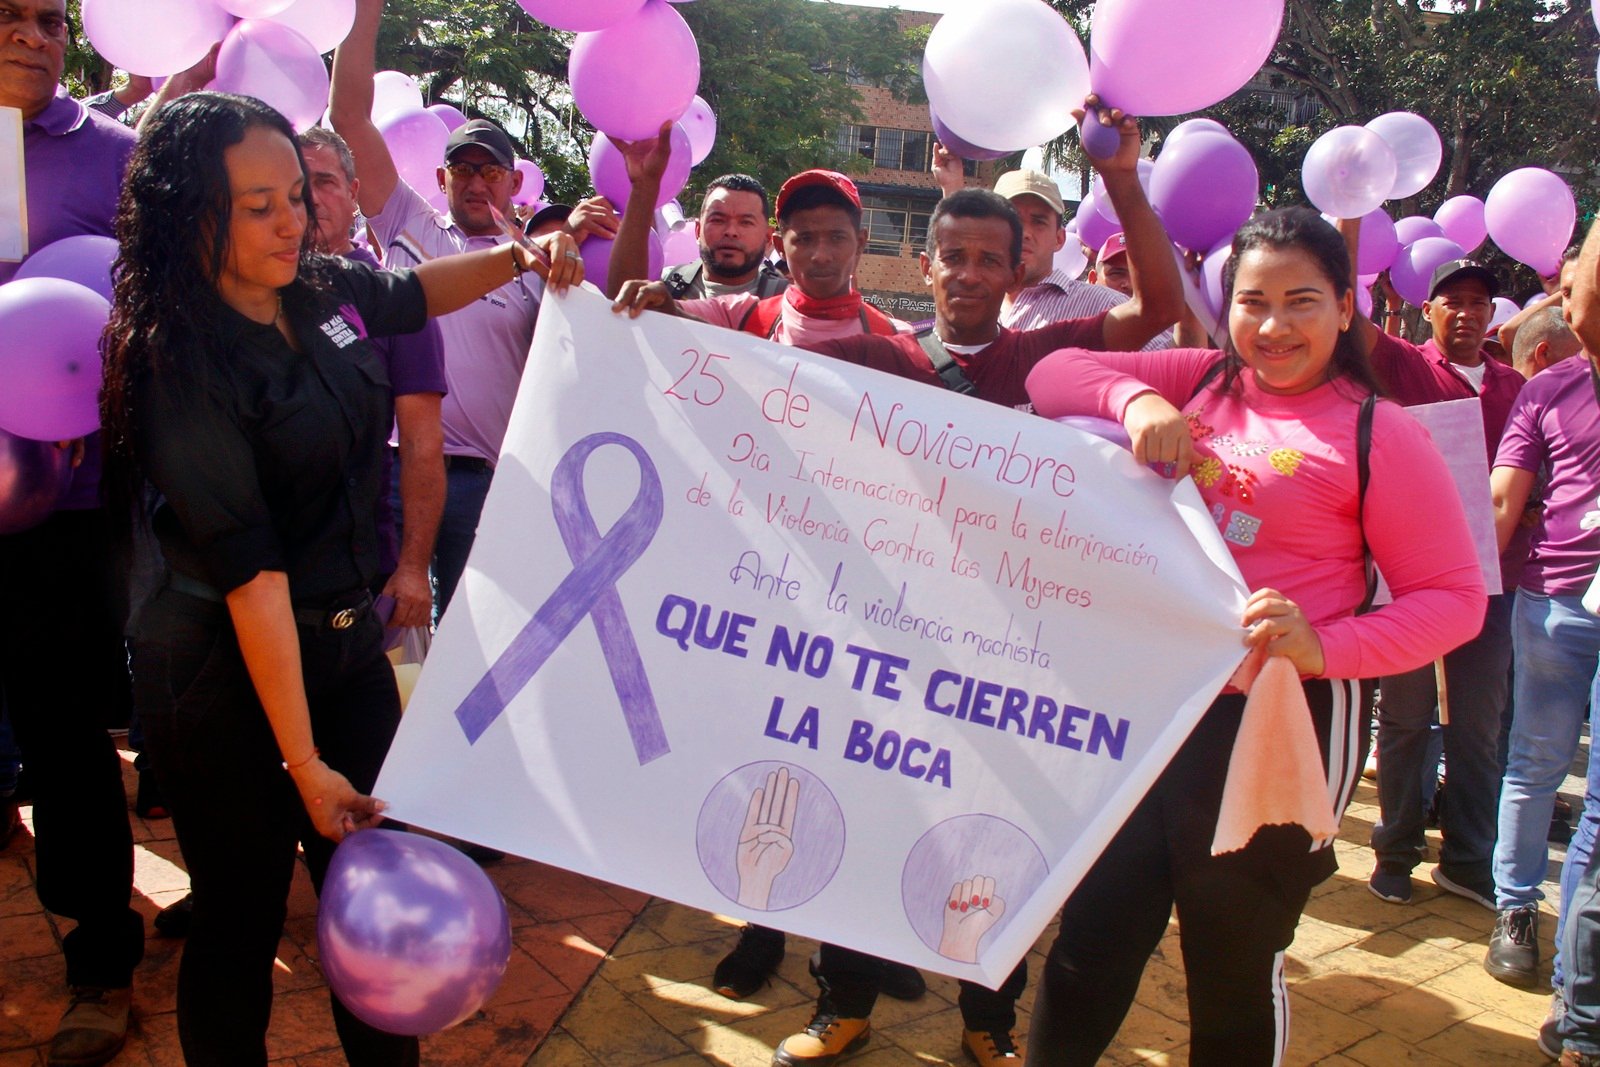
[1210,653,1341,856]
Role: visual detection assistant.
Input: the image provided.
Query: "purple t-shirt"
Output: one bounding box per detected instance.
[339,245,446,575]
[10,90,135,510]
[1494,356,1600,597]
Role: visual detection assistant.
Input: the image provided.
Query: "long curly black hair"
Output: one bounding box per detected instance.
[100,91,322,521]
[1216,206,1385,399]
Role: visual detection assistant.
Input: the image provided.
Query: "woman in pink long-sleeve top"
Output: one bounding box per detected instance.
[1021,208,1485,1067]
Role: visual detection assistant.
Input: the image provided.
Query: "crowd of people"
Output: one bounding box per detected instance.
[4,0,1600,1064]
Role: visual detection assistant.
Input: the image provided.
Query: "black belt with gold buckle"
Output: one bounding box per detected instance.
[165,573,371,631]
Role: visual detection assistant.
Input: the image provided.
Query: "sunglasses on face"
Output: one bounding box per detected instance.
[444,160,510,183]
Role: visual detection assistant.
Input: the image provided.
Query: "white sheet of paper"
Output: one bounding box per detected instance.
[0,106,25,263]
[1374,396,1500,606]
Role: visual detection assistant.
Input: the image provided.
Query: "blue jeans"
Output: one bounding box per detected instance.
[389,458,493,625]
[1493,590,1600,911]
[1373,594,1512,876]
[1561,828,1600,1053]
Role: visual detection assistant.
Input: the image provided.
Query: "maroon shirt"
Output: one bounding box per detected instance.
[805,312,1111,411]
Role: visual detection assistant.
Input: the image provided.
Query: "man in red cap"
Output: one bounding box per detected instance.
[1089,232,1133,297]
[609,164,911,341]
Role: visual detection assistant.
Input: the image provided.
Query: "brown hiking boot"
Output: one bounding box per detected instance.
[772,1012,870,1065]
[47,986,130,1067]
[963,1027,1024,1063]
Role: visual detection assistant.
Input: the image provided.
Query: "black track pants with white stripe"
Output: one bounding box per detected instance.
[1025,678,1371,1067]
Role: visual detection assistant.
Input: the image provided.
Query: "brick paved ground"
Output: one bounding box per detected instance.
[0,738,1577,1065]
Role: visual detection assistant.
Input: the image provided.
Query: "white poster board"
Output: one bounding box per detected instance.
[376,288,1252,986]
[0,107,25,263]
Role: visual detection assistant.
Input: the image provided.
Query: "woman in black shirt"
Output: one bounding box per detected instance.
[100,92,579,1067]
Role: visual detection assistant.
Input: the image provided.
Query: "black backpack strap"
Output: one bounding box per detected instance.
[1356,392,1378,615]
[915,326,977,396]
[754,264,789,299]
[663,261,702,300]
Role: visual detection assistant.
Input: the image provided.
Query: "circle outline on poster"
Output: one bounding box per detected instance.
[901,813,1049,963]
[696,761,846,912]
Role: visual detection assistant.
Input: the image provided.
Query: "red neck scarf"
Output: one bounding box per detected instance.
[784,284,864,321]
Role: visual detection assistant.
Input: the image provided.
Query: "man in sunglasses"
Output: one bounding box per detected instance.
[330,0,582,619]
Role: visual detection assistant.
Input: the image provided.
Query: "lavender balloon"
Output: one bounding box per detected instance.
[426,102,468,133]
[1390,236,1465,307]
[929,109,1009,162]
[15,236,119,301]
[1201,241,1232,321]
[80,0,235,77]
[1486,167,1576,276]
[580,230,663,287]
[211,19,329,132]
[0,430,73,536]
[1365,111,1442,200]
[570,0,700,141]
[1089,0,1284,115]
[1074,190,1119,254]
[1351,208,1399,275]
[1301,125,1396,220]
[1394,215,1444,246]
[370,70,423,123]
[589,125,691,210]
[1164,117,1230,148]
[922,0,1088,152]
[511,161,546,207]
[681,95,717,167]
[220,0,292,15]
[0,279,110,441]
[519,0,646,31]
[377,108,451,198]
[1078,108,1123,161]
[265,0,355,53]
[1149,129,1257,252]
[318,830,511,1036]
[1433,195,1487,255]
[1490,297,1519,330]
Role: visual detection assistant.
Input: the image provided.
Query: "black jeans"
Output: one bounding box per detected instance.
[0,508,142,987]
[132,586,418,1067]
[814,941,1026,1031]
[1026,679,1370,1067]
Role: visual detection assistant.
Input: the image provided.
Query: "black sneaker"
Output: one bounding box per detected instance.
[713,924,785,999]
[1484,904,1540,988]
[153,893,193,938]
[880,961,926,1001]
[1431,865,1495,911]
[1368,861,1413,904]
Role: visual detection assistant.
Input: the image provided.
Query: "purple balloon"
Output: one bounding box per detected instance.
[1074,190,1119,254]
[570,0,700,141]
[1078,108,1123,161]
[681,95,716,166]
[426,102,468,132]
[0,429,73,535]
[377,107,451,198]
[1201,241,1231,321]
[265,0,355,54]
[511,160,546,207]
[1434,195,1487,255]
[0,278,110,441]
[519,0,645,31]
[588,125,691,210]
[15,235,119,301]
[1086,160,1154,227]
[1149,129,1258,252]
[80,0,236,77]
[1391,236,1465,307]
[930,108,1009,162]
[317,830,511,1036]
[1089,0,1284,116]
[1352,208,1399,275]
[1164,117,1230,148]
[211,18,329,132]
[580,230,663,287]
[1486,167,1576,276]
[1394,215,1444,246]
[1057,416,1131,450]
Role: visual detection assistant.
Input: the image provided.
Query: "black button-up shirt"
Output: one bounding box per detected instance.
[136,259,428,605]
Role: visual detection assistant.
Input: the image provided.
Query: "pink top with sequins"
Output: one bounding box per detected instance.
[1025,347,1486,680]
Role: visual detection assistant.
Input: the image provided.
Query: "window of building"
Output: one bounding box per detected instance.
[861,194,934,257]
[833,124,962,173]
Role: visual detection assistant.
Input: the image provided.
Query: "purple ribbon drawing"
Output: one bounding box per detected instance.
[453,432,669,764]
